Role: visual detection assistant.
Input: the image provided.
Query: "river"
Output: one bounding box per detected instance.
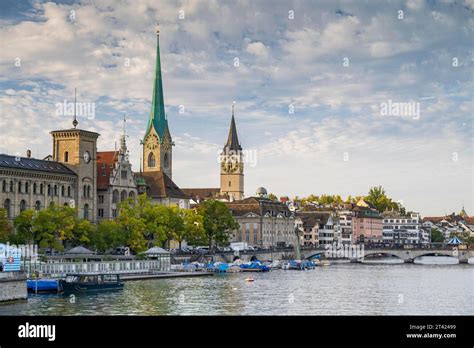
[1,264,473,315]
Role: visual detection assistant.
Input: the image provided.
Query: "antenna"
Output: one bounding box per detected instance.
[72,88,78,128]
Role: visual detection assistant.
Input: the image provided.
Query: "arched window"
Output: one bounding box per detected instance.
[4,199,11,218]
[40,183,44,195]
[33,183,37,194]
[64,151,69,162]
[67,186,71,197]
[84,204,89,220]
[87,186,91,198]
[35,201,41,211]
[25,182,29,194]
[54,185,58,196]
[112,190,119,204]
[164,153,169,168]
[18,181,22,193]
[61,186,65,197]
[148,152,156,168]
[229,181,231,187]
[83,185,87,198]
[121,190,127,202]
[19,200,26,212]
[9,181,13,192]
[2,180,6,192]
[128,191,135,200]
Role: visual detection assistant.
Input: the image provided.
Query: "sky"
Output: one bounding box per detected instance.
[0,0,472,216]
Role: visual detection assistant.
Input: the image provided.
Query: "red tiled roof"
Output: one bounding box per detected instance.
[135,171,188,199]
[181,188,221,200]
[97,151,118,190]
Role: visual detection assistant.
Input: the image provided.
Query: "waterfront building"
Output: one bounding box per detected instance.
[225,188,295,248]
[382,212,421,245]
[351,199,383,244]
[295,212,319,246]
[336,209,353,245]
[295,211,337,246]
[96,122,138,220]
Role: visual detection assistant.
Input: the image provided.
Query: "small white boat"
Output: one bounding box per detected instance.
[414,256,459,265]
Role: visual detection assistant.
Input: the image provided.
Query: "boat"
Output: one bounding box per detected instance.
[59,273,124,294]
[282,260,316,270]
[314,259,331,266]
[240,261,270,272]
[413,256,459,265]
[27,279,61,293]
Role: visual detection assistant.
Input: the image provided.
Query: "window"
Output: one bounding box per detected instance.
[87,186,91,198]
[163,153,169,168]
[25,182,29,193]
[2,180,6,193]
[148,153,156,168]
[228,181,231,187]
[33,183,37,194]
[112,209,117,218]
[20,200,26,212]
[61,186,65,197]
[84,204,89,220]
[112,190,119,203]
[67,186,71,197]
[35,201,41,211]
[83,185,87,198]
[9,181,13,192]
[128,191,135,201]
[64,151,69,162]
[98,195,104,204]
[121,170,127,180]
[47,185,52,196]
[18,181,22,193]
[40,184,44,195]
[98,208,104,218]
[121,190,127,202]
[54,185,58,196]
[4,199,11,218]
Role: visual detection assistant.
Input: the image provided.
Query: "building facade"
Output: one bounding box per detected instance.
[351,200,383,244]
[382,212,421,245]
[225,189,294,248]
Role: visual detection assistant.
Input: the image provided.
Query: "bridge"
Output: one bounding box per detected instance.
[173,247,474,264]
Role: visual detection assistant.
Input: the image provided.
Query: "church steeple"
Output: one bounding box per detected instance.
[144,24,168,140]
[224,104,242,151]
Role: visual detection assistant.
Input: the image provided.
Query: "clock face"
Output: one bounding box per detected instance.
[146,134,159,150]
[221,160,239,173]
[83,151,91,164]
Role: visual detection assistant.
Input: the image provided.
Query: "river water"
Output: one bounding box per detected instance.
[1,264,473,315]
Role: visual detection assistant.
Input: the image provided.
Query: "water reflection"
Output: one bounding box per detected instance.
[1,265,473,316]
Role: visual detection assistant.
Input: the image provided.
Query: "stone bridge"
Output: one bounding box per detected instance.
[173,247,474,264]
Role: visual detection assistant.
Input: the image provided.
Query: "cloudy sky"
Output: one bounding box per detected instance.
[0,0,472,216]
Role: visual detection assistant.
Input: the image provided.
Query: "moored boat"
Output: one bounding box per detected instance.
[60,273,124,294]
[414,256,459,265]
[27,279,61,293]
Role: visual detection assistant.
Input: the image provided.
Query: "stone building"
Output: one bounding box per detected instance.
[225,188,295,248]
[351,199,383,244]
[96,123,138,220]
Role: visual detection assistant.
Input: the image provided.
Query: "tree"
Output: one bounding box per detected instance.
[91,220,124,252]
[32,205,76,251]
[71,219,94,247]
[0,208,13,243]
[267,193,278,202]
[365,186,401,213]
[180,209,205,248]
[431,229,444,243]
[12,209,35,244]
[117,199,147,253]
[198,200,239,251]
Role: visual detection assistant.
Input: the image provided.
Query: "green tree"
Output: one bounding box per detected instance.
[0,208,13,243]
[365,186,401,213]
[431,228,444,243]
[71,219,94,246]
[12,209,35,244]
[198,200,239,251]
[117,199,147,253]
[180,209,205,248]
[91,220,124,252]
[32,205,76,251]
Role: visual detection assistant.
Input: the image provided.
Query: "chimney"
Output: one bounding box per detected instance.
[26,150,31,158]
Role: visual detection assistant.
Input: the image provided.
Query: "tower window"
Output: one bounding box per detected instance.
[64,151,69,162]
[229,181,231,187]
[4,199,11,218]
[84,204,89,220]
[148,153,156,168]
[164,153,169,168]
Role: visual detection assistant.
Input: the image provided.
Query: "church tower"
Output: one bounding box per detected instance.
[220,106,244,201]
[142,25,173,179]
[51,99,100,222]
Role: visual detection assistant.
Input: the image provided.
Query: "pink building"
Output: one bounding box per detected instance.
[352,205,383,244]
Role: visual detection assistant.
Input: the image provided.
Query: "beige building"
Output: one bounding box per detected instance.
[225,188,295,248]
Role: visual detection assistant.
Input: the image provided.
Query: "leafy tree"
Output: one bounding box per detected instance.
[117,199,147,253]
[365,186,401,213]
[91,220,124,252]
[0,208,13,243]
[71,219,94,246]
[180,209,205,248]
[431,228,444,243]
[32,205,76,252]
[12,209,35,244]
[198,200,239,250]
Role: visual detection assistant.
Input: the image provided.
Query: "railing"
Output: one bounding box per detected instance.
[23,259,171,277]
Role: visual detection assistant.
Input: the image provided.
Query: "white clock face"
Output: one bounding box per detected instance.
[83,151,91,164]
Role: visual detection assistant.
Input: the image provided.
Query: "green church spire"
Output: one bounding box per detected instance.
[145,25,168,140]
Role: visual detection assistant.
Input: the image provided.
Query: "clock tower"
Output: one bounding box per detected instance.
[51,114,99,222]
[220,106,244,201]
[142,25,173,179]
